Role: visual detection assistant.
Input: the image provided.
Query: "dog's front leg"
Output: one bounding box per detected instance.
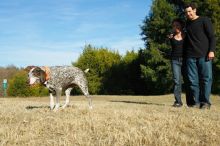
[54,88,62,111]
[62,88,72,109]
[49,93,55,110]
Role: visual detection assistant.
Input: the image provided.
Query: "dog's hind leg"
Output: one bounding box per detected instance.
[78,85,92,109]
[62,87,72,109]
[87,94,93,109]
[54,88,62,111]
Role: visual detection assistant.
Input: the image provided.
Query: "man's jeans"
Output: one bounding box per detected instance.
[186,57,212,105]
[171,58,183,104]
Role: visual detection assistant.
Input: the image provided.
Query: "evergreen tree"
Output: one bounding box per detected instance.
[140,0,177,94]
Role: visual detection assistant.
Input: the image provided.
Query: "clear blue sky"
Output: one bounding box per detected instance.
[0,0,152,67]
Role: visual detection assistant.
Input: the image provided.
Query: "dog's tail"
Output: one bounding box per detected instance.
[84,68,89,73]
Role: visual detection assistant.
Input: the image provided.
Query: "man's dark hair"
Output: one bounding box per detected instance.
[184,2,197,10]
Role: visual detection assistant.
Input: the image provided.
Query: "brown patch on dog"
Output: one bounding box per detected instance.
[31,67,46,83]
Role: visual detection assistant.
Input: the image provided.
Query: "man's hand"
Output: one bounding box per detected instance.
[167,33,174,39]
[207,51,215,60]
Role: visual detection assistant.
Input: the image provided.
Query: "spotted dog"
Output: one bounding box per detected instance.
[27,66,92,111]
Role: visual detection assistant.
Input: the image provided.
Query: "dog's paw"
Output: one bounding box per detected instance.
[89,105,93,110]
[62,104,68,109]
[50,105,55,110]
[53,104,60,111]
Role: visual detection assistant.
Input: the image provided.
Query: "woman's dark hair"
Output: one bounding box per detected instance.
[172,18,185,28]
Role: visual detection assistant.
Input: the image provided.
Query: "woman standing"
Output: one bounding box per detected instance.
[168,18,185,107]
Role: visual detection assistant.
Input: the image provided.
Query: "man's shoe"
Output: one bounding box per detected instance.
[200,103,211,109]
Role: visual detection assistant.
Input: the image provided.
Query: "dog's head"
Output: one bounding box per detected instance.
[26,66,46,85]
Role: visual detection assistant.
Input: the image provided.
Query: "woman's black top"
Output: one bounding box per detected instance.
[170,38,184,59]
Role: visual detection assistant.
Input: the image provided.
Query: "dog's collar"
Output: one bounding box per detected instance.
[40,66,50,81]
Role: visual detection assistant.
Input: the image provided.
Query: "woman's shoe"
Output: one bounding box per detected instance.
[173,103,183,107]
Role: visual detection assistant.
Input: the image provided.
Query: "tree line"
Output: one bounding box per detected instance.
[1,0,219,97]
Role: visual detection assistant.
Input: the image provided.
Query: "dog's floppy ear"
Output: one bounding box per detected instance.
[32,67,46,83]
[39,71,46,83]
[25,66,36,72]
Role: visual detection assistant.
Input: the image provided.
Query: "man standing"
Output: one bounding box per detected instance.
[184,3,216,109]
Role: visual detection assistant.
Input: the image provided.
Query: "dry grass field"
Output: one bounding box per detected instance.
[0,94,220,146]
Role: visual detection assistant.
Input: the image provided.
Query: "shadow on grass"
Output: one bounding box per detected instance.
[110,100,165,106]
[25,105,74,110]
[26,105,50,110]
